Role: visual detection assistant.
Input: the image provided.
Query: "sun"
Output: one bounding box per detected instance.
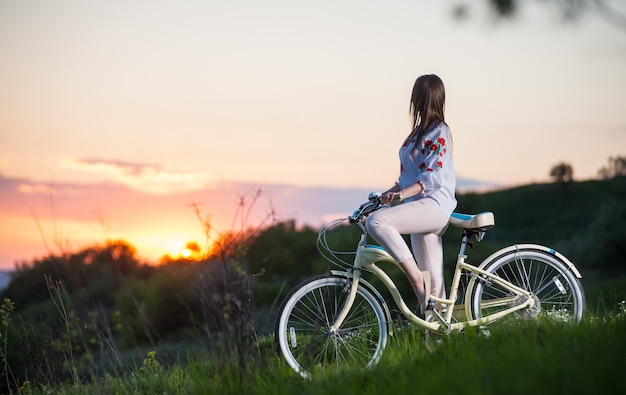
[165,239,204,261]
[126,230,213,264]
[180,247,193,259]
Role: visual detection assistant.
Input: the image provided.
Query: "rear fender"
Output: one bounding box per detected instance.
[476,244,582,279]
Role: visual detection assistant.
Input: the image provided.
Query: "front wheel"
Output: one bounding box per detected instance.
[468,249,585,324]
[274,275,388,378]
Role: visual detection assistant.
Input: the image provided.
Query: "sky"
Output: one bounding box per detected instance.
[1,1,625,269]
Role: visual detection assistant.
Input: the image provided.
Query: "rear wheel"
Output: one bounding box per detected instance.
[275,275,388,378]
[469,249,585,324]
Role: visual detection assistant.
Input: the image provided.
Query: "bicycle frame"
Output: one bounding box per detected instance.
[329,222,536,334]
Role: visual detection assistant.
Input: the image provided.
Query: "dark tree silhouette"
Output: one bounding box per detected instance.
[453,0,626,33]
[598,155,626,179]
[550,162,574,183]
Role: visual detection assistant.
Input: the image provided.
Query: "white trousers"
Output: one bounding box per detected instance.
[365,198,450,298]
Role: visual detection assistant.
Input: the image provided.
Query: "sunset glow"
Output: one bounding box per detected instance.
[161,239,205,262]
[1,1,624,270]
[122,227,209,263]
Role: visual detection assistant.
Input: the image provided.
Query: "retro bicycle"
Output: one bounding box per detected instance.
[274,193,585,378]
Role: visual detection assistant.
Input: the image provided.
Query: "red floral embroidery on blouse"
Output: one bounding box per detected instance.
[404,134,448,175]
[422,137,447,169]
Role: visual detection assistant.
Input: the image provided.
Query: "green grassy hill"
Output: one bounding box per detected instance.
[259,178,626,319]
[454,177,625,248]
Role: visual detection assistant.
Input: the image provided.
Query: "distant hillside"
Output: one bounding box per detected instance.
[445,177,626,276]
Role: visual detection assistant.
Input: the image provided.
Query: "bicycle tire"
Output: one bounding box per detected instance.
[275,274,388,378]
[468,248,585,324]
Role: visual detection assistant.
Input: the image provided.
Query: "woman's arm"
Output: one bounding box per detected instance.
[382,181,424,204]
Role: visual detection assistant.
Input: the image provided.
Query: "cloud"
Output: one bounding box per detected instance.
[58,157,215,195]
[17,183,54,195]
[16,182,87,197]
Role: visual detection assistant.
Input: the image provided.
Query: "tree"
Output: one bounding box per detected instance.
[453,0,626,33]
[598,155,626,179]
[549,162,574,183]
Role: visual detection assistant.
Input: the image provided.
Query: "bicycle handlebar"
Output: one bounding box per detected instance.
[349,192,383,223]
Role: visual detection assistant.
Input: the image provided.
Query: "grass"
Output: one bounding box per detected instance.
[19,300,626,395]
[7,256,625,394]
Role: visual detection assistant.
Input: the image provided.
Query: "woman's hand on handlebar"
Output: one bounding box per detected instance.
[381,191,402,205]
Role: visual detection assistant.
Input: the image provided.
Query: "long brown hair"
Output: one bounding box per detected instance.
[405,74,446,146]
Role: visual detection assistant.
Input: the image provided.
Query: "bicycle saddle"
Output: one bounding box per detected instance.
[449,212,495,231]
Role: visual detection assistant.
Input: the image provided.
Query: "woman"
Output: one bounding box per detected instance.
[366,74,457,314]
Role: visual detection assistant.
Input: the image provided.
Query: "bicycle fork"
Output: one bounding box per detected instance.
[328,245,368,334]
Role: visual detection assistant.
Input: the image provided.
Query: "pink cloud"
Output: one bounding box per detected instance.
[57,157,215,194]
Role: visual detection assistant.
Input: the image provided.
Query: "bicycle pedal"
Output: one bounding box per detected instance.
[429,308,452,332]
